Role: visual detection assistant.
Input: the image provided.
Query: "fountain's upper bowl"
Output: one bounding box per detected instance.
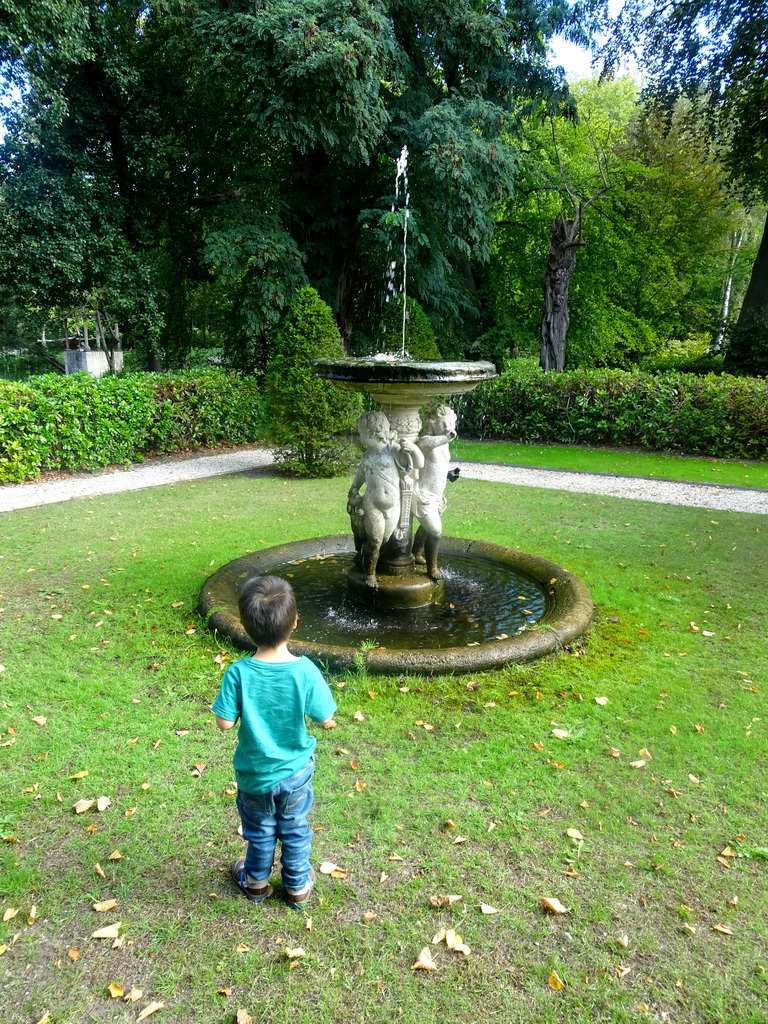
[313,357,496,405]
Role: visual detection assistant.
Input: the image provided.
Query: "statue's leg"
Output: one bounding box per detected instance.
[424,533,443,581]
[412,524,425,565]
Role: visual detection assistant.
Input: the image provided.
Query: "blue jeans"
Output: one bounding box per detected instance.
[236,757,315,894]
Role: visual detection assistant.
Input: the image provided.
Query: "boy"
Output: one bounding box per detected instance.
[212,575,337,909]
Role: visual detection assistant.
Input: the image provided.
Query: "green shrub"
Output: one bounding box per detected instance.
[459,361,768,458]
[0,369,262,483]
[378,296,441,360]
[262,287,363,477]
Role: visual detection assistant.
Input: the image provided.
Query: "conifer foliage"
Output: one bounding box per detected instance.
[262,288,362,477]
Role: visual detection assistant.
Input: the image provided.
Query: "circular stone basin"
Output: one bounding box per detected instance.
[313,357,497,405]
[200,536,593,675]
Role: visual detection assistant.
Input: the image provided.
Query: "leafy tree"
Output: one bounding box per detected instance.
[0,0,587,370]
[262,287,363,477]
[489,79,744,369]
[602,0,768,373]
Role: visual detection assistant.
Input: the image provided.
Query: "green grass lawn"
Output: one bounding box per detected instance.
[1,472,766,1024]
[453,439,768,489]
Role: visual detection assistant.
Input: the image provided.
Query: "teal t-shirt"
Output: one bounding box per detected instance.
[212,655,336,795]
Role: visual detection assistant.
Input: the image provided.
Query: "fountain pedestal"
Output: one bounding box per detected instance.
[314,358,497,608]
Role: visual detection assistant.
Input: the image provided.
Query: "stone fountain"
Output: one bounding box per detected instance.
[200,356,593,674]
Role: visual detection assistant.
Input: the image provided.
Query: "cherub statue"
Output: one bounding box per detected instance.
[347,411,424,588]
[412,403,458,580]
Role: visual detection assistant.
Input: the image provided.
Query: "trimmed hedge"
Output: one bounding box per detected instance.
[0,369,262,483]
[459,362,768,459]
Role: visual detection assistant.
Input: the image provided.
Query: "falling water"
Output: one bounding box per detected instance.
[384,145,410,357]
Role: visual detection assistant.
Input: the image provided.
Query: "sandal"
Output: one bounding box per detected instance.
[231,857,272,903]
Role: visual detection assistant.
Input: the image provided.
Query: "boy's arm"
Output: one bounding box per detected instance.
[215,715,237,731]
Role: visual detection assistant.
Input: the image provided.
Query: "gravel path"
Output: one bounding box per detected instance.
[1,446,766,515]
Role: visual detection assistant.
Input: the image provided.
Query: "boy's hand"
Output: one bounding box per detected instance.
[321,717,338,729]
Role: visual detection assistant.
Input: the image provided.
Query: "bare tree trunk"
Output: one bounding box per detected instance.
[336,248,358,351]
[540,217,582,372]
[737,211,768,325]
[712,229,742,352]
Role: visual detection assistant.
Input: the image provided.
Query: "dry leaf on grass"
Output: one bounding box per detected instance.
[91,921,122,939]
[606,747,621,758]
[361,911,377,923]
[388,852,405,861]
[123,988,143,1002]
[452,835,468,845]
[412,947,437,971]
[594,696,609,705]
[34,1014,51,1024]
[136,1002,164,1021]
[319,861,347,878]
[96,796,111,812]
[615,965,632,978]
[617,935,629,948]
[551,729,568,739]
[712,923,733,935]
[429,894,463,908]
[284,947,305,959]
[32,715,47,726]
[27,906,37,925]
[73,799,95,815]
[548,970,565,991]
[353,711,365,722]
[2,908,18,922]
[566,828,583,841]
[107,850,123,860]
[479,903,498,914]
[94,863,106,879]
[67,949,80,962]
[93,899,118,913]
[540,897,568,915]
[236,1011,253,1024]
[69,770,89,780]
[107,983,124,999]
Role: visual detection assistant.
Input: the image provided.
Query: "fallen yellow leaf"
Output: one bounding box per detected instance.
[123,988,143,1002]
[548,970,565,990]
[540,897,568,915]
[69,771,89,780]
[2,907,18,922]
[96,796,111,812]
[67,948,80,962]
[616,965,632,978]
[479,903,499,915]
[107,849,123,860]
[412,947,437,971]
[551,729,569,739]
[566,828,583,841]
[712,923,733,935]
[94,863,106,878]
[107,983,124,999]
[353,711,365,721]
[90,921,122,939]
[594,696,609,705]
[236,1011,253,1024]
[284,947,305,959]
[137,1002,165,1021]
[93,899,118,913]
[606,747,621,758]
[73,799,95,815]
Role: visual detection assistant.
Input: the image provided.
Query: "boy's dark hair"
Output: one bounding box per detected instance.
[238,575,297,648]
